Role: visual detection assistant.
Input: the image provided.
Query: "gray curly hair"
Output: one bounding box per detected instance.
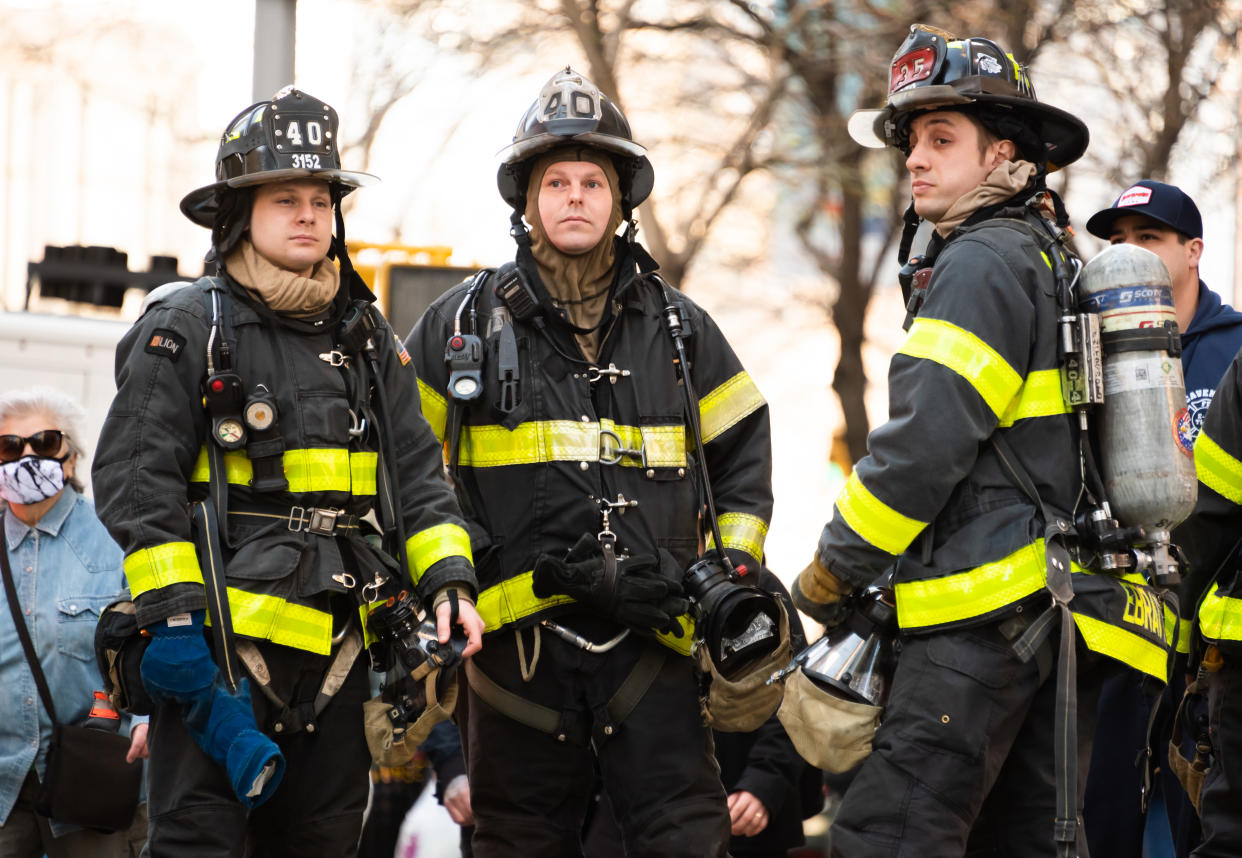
[0,386,87,493]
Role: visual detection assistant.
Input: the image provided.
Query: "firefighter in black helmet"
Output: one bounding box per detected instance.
[405,67,775,856]
[793,26,1173,857]
[93,87,483,857]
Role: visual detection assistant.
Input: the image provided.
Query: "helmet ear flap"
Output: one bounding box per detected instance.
[496,162,528,210]
[626,156,654,211]
[211,187,254,260]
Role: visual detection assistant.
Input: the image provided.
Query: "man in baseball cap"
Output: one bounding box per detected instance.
[1083,179,1242,858]
[1086,180,1206,334]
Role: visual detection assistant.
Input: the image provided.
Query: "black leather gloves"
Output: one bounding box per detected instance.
[532,534,690,637]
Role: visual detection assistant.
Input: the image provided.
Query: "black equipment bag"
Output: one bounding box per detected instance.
[34,723,141,832]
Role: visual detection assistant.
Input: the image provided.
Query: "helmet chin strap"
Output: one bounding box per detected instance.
[327,190,371,295]
[509,209,533,248]
[896,201,923,266]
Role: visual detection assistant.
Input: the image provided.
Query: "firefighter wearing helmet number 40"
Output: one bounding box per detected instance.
[92,87,483,858]
[788,25,1182,858]
[405,67,778,857]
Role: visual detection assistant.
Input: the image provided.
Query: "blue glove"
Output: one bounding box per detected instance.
[141,610,217,704]
[141,611,286,808]
[184,676,286,809]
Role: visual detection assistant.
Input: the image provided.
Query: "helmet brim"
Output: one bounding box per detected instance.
[496,153,654,211]
[498,130,646,165]
[179,168,379,228]
[849,88,1088,170]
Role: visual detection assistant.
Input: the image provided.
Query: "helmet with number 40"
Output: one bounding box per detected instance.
[496,67,655,216]
[180,86,377,227]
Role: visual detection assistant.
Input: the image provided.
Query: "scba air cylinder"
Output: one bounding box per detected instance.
[1077,243,1197,529]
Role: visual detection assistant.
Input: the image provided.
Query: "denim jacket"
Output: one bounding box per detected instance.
[0,488,139,832]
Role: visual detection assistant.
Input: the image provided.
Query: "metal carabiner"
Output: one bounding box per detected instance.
[361,572,386,604]
[319,350,351,367]
[587,363,632,385]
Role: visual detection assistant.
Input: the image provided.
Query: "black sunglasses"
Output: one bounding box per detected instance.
[0,430,67,463]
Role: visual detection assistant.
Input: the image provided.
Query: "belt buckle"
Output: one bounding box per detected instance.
[288,506,309,532]
[308,507,341,536]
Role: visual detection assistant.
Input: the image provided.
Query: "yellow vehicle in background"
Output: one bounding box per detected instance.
[346,241,477,338]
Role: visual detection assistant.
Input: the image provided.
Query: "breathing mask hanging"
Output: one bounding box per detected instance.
[769,571,897,773]
[655,280,783,680]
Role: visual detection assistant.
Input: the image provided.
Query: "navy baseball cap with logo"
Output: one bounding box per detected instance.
[1086,179,1203,241]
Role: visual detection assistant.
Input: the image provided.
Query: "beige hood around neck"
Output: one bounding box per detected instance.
[225,237,341,318]
[934,160,1037,237]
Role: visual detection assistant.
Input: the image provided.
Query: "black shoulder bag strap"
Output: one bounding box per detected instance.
[1,528,61,725]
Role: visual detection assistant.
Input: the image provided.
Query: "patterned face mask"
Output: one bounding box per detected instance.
[0,456,66,505]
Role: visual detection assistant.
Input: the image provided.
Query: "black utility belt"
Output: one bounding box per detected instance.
[228,505,361,536]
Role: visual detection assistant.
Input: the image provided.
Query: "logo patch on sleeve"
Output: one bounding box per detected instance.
[145,329,186,361]
[393,333,412,366]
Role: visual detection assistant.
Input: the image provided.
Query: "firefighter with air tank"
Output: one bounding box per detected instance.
[790,25,1188,857]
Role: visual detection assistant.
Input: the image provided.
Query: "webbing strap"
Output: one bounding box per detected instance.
[464,644,666,745]
[235,627,363,735]
[193,495,242,694]
[989,432,1080,857]
[1138,670,1165,814]
[604,646,665,729]
[465,658,564,735]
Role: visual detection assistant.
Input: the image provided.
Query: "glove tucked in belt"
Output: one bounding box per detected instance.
[532,534,690,637]
[792,555,853,628]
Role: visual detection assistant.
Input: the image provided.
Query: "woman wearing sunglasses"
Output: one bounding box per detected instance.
[0,386,148,856]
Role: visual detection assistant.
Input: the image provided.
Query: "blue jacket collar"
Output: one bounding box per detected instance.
[4,487,79,547]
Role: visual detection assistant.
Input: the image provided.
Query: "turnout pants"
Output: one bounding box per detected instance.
[830,621,1115,858]
[462,624,730,858]
[144,638,372,858]
[1194,656,1242,857]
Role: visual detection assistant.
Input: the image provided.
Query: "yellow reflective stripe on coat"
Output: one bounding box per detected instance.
[477,572,576,629]
[406,523,473,582]
[190,446,377,494]
[699,372,765,444]
[836,472,927,557]
[476,573,696,656]
[899,318,1023,419]
[895,540,1059,629]
[1072,613,1169,681]
[1194,431,1242,505]
[225,587,334,655]
[1198,587,1242,643]
[419,379,448,443]
[705,512,769,562]
[997,370,1070,428]
[456,420,686,469]
[123,542,202,596]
